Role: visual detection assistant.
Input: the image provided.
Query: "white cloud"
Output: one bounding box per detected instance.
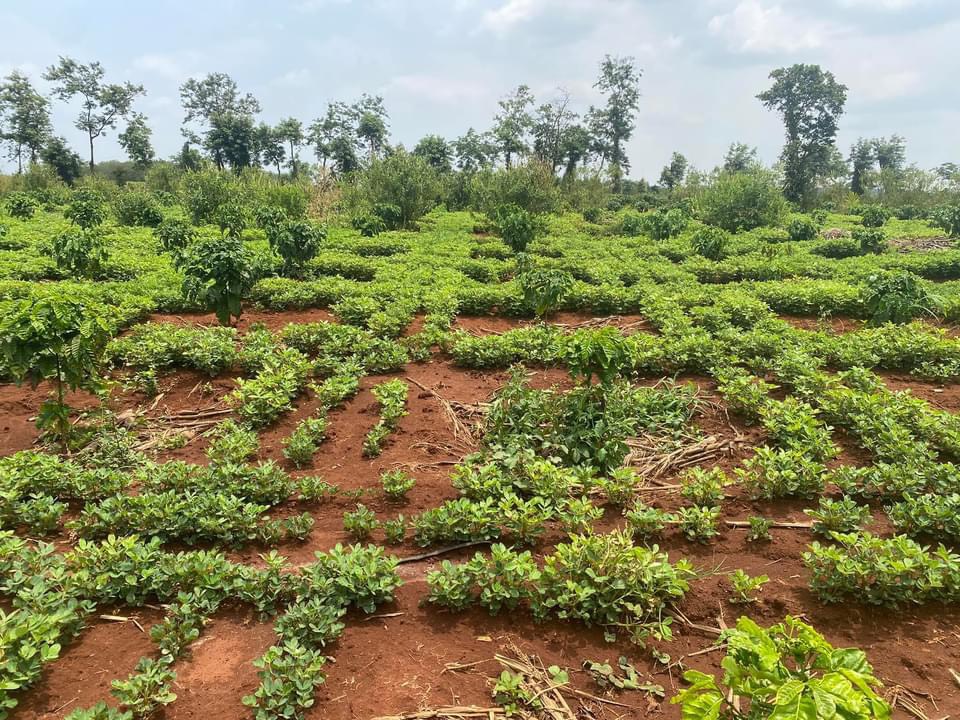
[481,0,544,34]
[277,68,312,87]
[708,1,832,53]
[837,0,925,8]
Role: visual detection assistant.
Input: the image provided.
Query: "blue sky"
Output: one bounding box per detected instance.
[2,0,958,179]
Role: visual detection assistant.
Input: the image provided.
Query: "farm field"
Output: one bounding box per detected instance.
[4,197,960,720]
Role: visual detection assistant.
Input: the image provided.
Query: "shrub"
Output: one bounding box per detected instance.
[860,205,891,227]
[863,271,935,325]
[689,225,729,260]
[348,151,441,229]
[114,190,164,227]
[64,189,107,229]
[50,228,107,278]
[582,207,602,223]
[351,213,386,237]
[180,169,237,225]
[5,191,39,219]
[930,205,960,237]
[853,227,886,255]
[787,216,818,241]
[469,162,559,217]
[266,220,326,277]
[493,204,538,253]
[696,170,788,233]
[644,208,688,240]
[154,218,195,256]
[180,233,253,326]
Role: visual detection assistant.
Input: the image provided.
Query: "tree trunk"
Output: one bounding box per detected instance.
[88,133,95,171]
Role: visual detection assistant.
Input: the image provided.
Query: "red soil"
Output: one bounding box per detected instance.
[3,314,960,719]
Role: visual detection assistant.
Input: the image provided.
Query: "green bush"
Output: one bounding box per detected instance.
[787,216,818,241]
[114,190,164,227]
[853,227,886,255]
[930,205,960,237]
[860,205,891,228]
[5,191,39,219]
[863,271,935,325]
[696,170,788,233]
[689,225,729,260]
[348,150,441,229]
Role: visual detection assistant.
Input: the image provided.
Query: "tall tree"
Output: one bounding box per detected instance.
[757,63,847,208]
[257,123,286,177]
[118,113,154,168]
[205,113,258,173]
[275,117,304,177]
[531,89,577,174]
[848,138,875,195]
[43,57,144,170]
[179,72,260,170]
[658,151,688,190]
[453,128,496,173]
[722,142,759,174]
[492,85,534,168]
[0,71,51,173]
[413,134,452,172]
[559,124,592,181]
[588,56,641,191]
[308,101,357,172]
[873,134,906,174]
[354,94,389,163]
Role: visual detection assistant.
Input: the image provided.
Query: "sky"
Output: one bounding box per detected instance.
[1,0,959,179]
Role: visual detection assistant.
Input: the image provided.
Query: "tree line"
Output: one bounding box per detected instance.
[0,56,957,208]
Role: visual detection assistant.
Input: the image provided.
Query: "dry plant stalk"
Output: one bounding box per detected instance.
[627,434,746,478]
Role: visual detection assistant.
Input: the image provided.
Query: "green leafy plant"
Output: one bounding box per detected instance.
[380,469,415,501]
[283,416,328,467]
[50,227,107,277]
[860,204,891,228]
[689,225,729,260]
[110,657,177,719]
[343,503,378,541]
[679,467,726,507]
[676,505,721,543]
[787,216,818,241]
[242,640,326,720]
[0,297,110,443]
[180,232,253,326]
[383,515,406,544]
[746,515,773,542]
[5,191,39,219]
[853,227,886,255]
[863,271,935,325]
[805,496,872,536]
[673,616,891,720]
[729,569,769,604]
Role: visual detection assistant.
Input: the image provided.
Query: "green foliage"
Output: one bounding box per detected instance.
[114,190,163,227]
[805,497,872,536]
[696,170,788,233]
[180,232,253,325]
[729,569,768,603]
[860,205,891,227]
[673,616,891,720]
[348,150,441,229]
[563,327,635,386]
[230,348,312,427]
[110,657,177,719]
[343,503,378,541]
[930,205,960,237]
[689,225,729,260]
[64,189,107,229]
[676,505,721,543]
[153,217,195,256]
[242,640,326,720]
[381,469,415,501]
[494,203,538,253]
[804,532,960,605]
[363,379,408,457]
[5,191,39,219]
[267,219,326,277]
[0,297,110,442]
[852,227,886,255]
[518,265,573,318]
[283,416,328,468]
[736,447,826,500]
[49,227,107,278]
[746,516,773,542]
[679,467,726,507]
[863,271,935,325]
[787,216,819,241]
[625,503,673,539]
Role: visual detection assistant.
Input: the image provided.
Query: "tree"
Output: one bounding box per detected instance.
[276,117,304,177]
[43,57,145,170]
[354,94,389,163]
[179,72,260,170]
[352,151,441,229]
[413,135,452,172]
[492,85,534,168]
[0,71,51,173]
[175,142,204,171]
[531,89,578,174]
[849,138,875,195]
[453,128,496,173]
[0,296,110,443]
[257,123,286,177]
[873,134,906,174]
[559,125,593,181]
[41,136,83,184]
[757,64,847,208]
[588,55,641,191]
[205,113,258,173]
[659,152,688,190]
[722,142,759,174]
[118,112,154,167]
[308,101,359,174]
